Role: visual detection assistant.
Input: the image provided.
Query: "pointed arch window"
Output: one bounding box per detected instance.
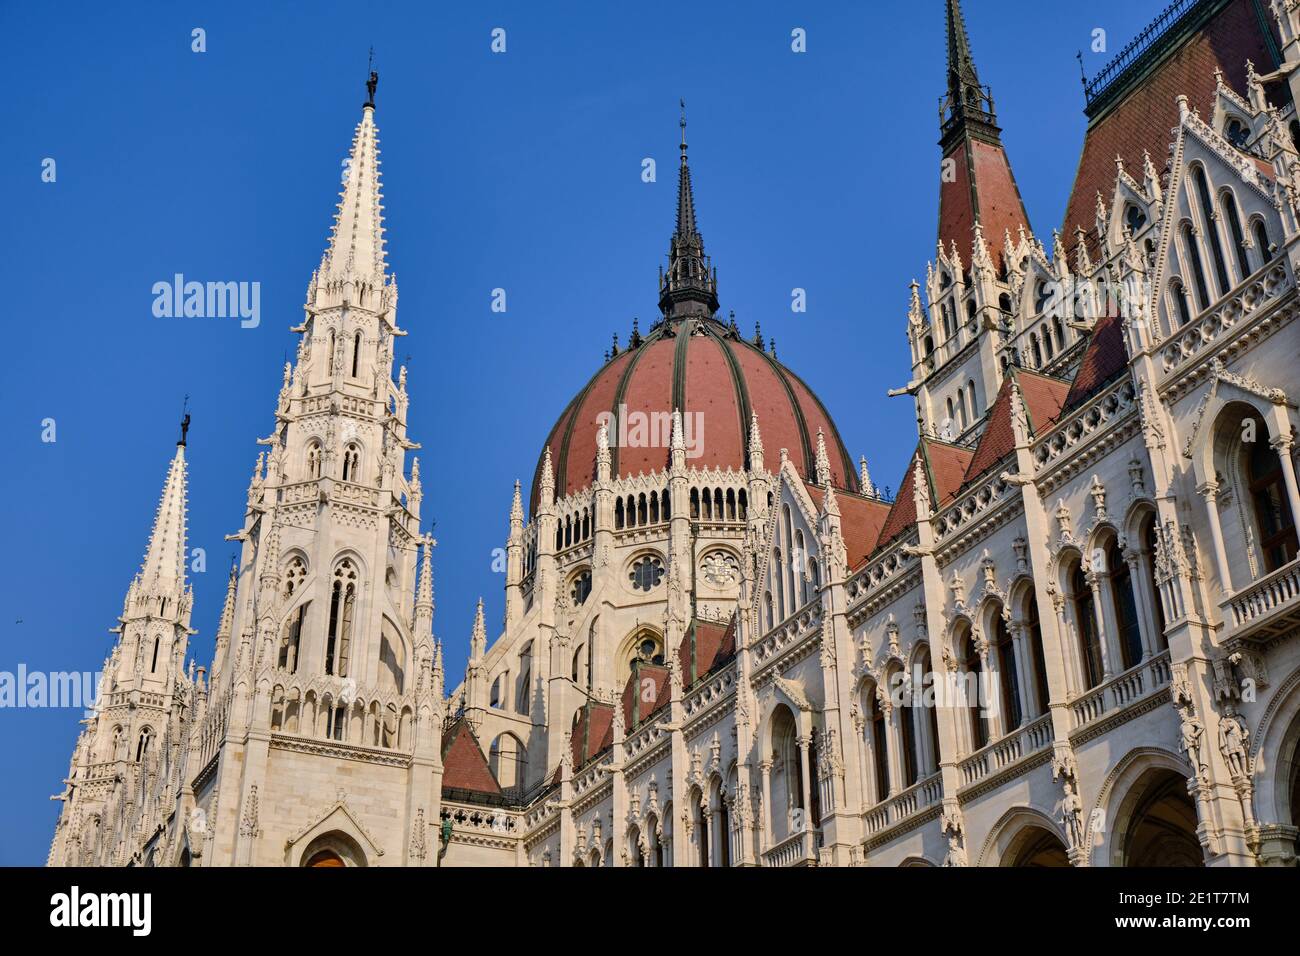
[992,613,1021,730]
[1221,191,1250,279]
[1246,416,1299,572]
[516,642,533,715]
[150,636,161,674]
[325,559,357,677]
[868,689,890,800]
[1107,537,1143,670]
[1170,279,1192,329]
[1124,203,1147,235]
[307,442,323,480]
[341,443,361,482]
[1253,220,1274,263]
[279,603,306,673]
[1192,166,1229,296]
[1181,221,1211,310]
[135,727,154,762]
[961,631,988,751]
[1070,560,1103,689]
[351,331,363,377]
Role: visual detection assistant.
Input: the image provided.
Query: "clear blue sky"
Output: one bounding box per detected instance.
[0,0,1164,864]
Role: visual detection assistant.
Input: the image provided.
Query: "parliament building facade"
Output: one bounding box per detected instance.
[47,0,1300,866]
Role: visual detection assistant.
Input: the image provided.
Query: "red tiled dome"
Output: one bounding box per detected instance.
[530,316,858,511]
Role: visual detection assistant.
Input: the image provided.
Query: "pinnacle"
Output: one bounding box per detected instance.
[137,443,189,602]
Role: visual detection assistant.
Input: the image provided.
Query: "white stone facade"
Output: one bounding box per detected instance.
[47,0,1300,867]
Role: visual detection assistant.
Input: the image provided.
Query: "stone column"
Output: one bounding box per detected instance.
[1271,433,1300,534]
[1008,623,1034,724]
[758,759,773,852]
[797,735,814,860]
[1197,480,1234,594]
[1085,570,1116,680]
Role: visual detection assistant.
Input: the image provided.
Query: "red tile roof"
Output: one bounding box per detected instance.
[877,440,975,548]
[441,719,502,796]
[1062,313,1129,411]
[939,135,1031,273]
[678,617,736,688]
[1062,0,1283,263]
[964,369,1071,483]
[804,483,893,570]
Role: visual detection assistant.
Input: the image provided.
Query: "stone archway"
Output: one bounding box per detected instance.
[1115,769,1204,867]
[299,830,367,867]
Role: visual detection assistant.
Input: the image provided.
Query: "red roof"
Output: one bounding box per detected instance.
[1063,313,1129,411]
[964,369,1071,482]
[804,482,892,570]
[877,440,975,548]
[441,720,502,796]
[1062,0,1283,262]
[939,135,1031,273]
[531,318,858,510]
[677,617,736,689]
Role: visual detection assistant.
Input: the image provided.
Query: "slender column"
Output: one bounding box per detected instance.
[1124,548,1158,659]
[1008,624,1034,725]
[1085,570,1115,679]
[977,645,1003,741]
[797,735,814,860]
[1271,434,1300,535]
[1197,480,1233,594]
[758,759,773,852]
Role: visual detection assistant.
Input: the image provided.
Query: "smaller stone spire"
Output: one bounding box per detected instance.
[469,598,486,660]
[216,558,238,640]
[859,456,877,498]
[912,456,932,520]
[509,480,524,529]
[539,446,555,506]
[416,533,435,614]
[137,441,190,602]
[748,412,765,472]
[596,421,611,478]
[814,428,832,486]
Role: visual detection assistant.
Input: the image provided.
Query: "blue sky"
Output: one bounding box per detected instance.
[0,0,1165,864]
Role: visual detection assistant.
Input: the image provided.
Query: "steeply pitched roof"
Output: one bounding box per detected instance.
[964,368,1071,482]
[677,617,736,689]
[877,439,975,548]
[441,719,502,796]
[804,483,893,570]
[1062,313,1129,411]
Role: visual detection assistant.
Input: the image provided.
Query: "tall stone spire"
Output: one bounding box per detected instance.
[135,438,189,603]
[936,0,1029,272]
[658,100,719,320]
[321,72,387,285]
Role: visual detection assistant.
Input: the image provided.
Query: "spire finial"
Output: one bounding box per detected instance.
[178,395,191,447]
[679,98,688,161]
[365,48,378,108]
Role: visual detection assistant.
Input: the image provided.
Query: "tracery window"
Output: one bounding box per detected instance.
[325,559,357,677]
[629,554,664,592]
[570,569,592,606]
[279,602,307,673]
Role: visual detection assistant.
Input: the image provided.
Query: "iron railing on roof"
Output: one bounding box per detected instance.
[1083,0,1201,107]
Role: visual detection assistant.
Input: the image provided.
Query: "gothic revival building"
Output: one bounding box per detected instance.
[48,0,1300,867]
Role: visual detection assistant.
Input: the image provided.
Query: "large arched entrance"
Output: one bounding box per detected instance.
[298,830,368,867]
[1119,770,1204,867]
[1003,826,1070,867]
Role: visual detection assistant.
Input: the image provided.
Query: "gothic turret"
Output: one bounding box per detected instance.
[937,0,1029,273]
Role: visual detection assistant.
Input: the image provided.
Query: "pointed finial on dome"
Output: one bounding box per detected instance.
[753,321,764,351]
[596,420,611,478]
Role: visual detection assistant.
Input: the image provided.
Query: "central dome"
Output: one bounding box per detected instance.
[531,316,858,511]
[530,116,856,512]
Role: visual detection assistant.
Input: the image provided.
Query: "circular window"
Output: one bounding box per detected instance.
[700,550,739,588]
[629,555,665,592]
[633,631,664,666]
[570,570,592,605]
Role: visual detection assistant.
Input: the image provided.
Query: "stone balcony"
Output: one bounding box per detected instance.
[1068,650,1172,743]
[861,772,943,850]
[762,829,815,867]
[957,714,1053,796]
[1221,557,1300,645]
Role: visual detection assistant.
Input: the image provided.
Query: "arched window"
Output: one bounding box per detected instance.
[615,497,625,529]
[326,329,336,372]
[1023,597,1050,716]
[967,379,979,419]
[325,559,357,677]
[763,591,774,632]
[1042,324,1055,359]
[1141,515,1167,646]
[489,673,504,708]
[351,331,363,377]
[867,685,890,800]
[923,335,934,357]
[991,612,1021,730]
[1070,559,1103,689]
[1181,222,1210,310]
[279,603,306,672]
[307,442,323,480]
[489,734,526,796]
[960,628,988,751]
[1107,537,1143,671]
[341,443,361,482]
[1246,415,1299,572]
[1225,117,1249,148]
[1254,219,1274,263]
[1192,166,1229,295]
[894,666,918,787]
[570,569,592,605]
[1170,279,1192,328]
[795,530,809,605]
[1052,316,1065,351]
[1030,333,1043,368]
[135,727,154,762]
[1221,191,1250,279]
[773,548,784,617]
[1124,203,1147,235]
[150,636,161,674]
[516,642,533,715]
[571,646,584,685]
